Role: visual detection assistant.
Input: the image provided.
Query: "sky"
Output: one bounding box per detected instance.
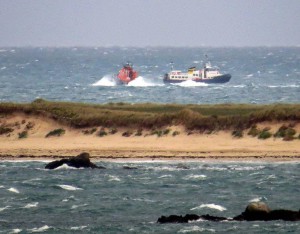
[0,0,300,47]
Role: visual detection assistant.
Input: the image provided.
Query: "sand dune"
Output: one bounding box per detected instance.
[0,114,299,161]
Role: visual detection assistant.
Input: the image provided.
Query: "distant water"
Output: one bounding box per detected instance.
[0,47,299,104]
[0,161,299,233]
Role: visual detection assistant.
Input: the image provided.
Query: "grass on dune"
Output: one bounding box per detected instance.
[0,99,300,132]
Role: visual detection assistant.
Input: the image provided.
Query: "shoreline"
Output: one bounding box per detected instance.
[1,150,299,162]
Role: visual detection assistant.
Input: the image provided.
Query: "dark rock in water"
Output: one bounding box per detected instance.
[200,214,228,222]
[123,165,138,170]
[157,214,228,223]
[158,202,300,223]
[233,202,271,221]
[175,164,190,170]
[157,214,200,223]
[267,209,300,221]
[45,152,106,169]
[234,202,300,221]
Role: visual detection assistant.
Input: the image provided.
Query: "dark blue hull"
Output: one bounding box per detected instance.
[163,74,231,84]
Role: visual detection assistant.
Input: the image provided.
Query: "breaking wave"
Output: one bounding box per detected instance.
[27,225,51,233]
[191,203,227,211]
[8,187,20,194]
[58,185,83,191]
[173,80,209,87]
[24,202,39,208]
[128,76,163,87]
[179,226,215,233]
[92,75,117,86]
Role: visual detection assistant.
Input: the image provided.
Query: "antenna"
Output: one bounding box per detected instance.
[170,61,174,70]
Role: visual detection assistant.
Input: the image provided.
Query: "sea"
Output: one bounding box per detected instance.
[0,47,300,233]
[0,47,299,104]
[0,161,299,233]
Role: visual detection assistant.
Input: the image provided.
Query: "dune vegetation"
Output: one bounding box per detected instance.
[0,99,299,134]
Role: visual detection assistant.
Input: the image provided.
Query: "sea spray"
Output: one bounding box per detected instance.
[191,204,227,212]
[128,76,164,87]
[92,75,117,86]
[173,80,209,87]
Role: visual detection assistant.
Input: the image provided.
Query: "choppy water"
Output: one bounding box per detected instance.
[0,161,299,233]
[0,47,299,104]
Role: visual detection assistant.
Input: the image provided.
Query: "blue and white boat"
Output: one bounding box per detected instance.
[163,60,231,84]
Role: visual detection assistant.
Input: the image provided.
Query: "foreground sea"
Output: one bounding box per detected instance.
[0,47,299,233]
[0,161,299,233]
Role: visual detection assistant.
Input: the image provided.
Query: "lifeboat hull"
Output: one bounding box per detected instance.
[117,68,138,84]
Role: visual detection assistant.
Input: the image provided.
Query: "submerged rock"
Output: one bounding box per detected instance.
[158,202,300,223]
[45,152,105,169]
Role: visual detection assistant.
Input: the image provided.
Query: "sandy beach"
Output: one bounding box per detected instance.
[0,114,299,161]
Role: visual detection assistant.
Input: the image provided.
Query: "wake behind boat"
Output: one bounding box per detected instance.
[116,62,138,84]
[164,60,231,84]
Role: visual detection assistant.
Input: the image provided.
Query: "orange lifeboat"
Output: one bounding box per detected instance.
[117,63,138,84]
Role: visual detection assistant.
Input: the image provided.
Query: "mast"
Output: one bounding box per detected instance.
[170,61,174,71]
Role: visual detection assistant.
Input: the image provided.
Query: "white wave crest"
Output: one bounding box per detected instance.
[191,203,226,212]
[268,84,300,88]
[128,76,162,87]
[184,174,207,180]
[8,188,20,194]
[9,229,22,234]
[249,196,268,203]
[179,226,215,233]
[108,175,121,182]
[27,225,50,232]
[71,204,88,209]
[0,206,10,212]
[58,185,83,191]
[158,174,173,179]
[54,164,80,170]
[92,75,117,86]
[71,226,88,230]
[24,202,39,208]
[173,80,209,87]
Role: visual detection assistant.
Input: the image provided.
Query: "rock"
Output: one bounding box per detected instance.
[157,214,228,223]
[268,209,300,221]
[245,202,271,213]
[123,166,138,170]
[158,202,300,223]
[234,205,300,221]
[157,214,200,223]
[234,202,271,221]
[45,152,106,169]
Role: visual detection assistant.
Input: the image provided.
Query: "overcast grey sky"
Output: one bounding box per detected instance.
[1,0,299,47]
